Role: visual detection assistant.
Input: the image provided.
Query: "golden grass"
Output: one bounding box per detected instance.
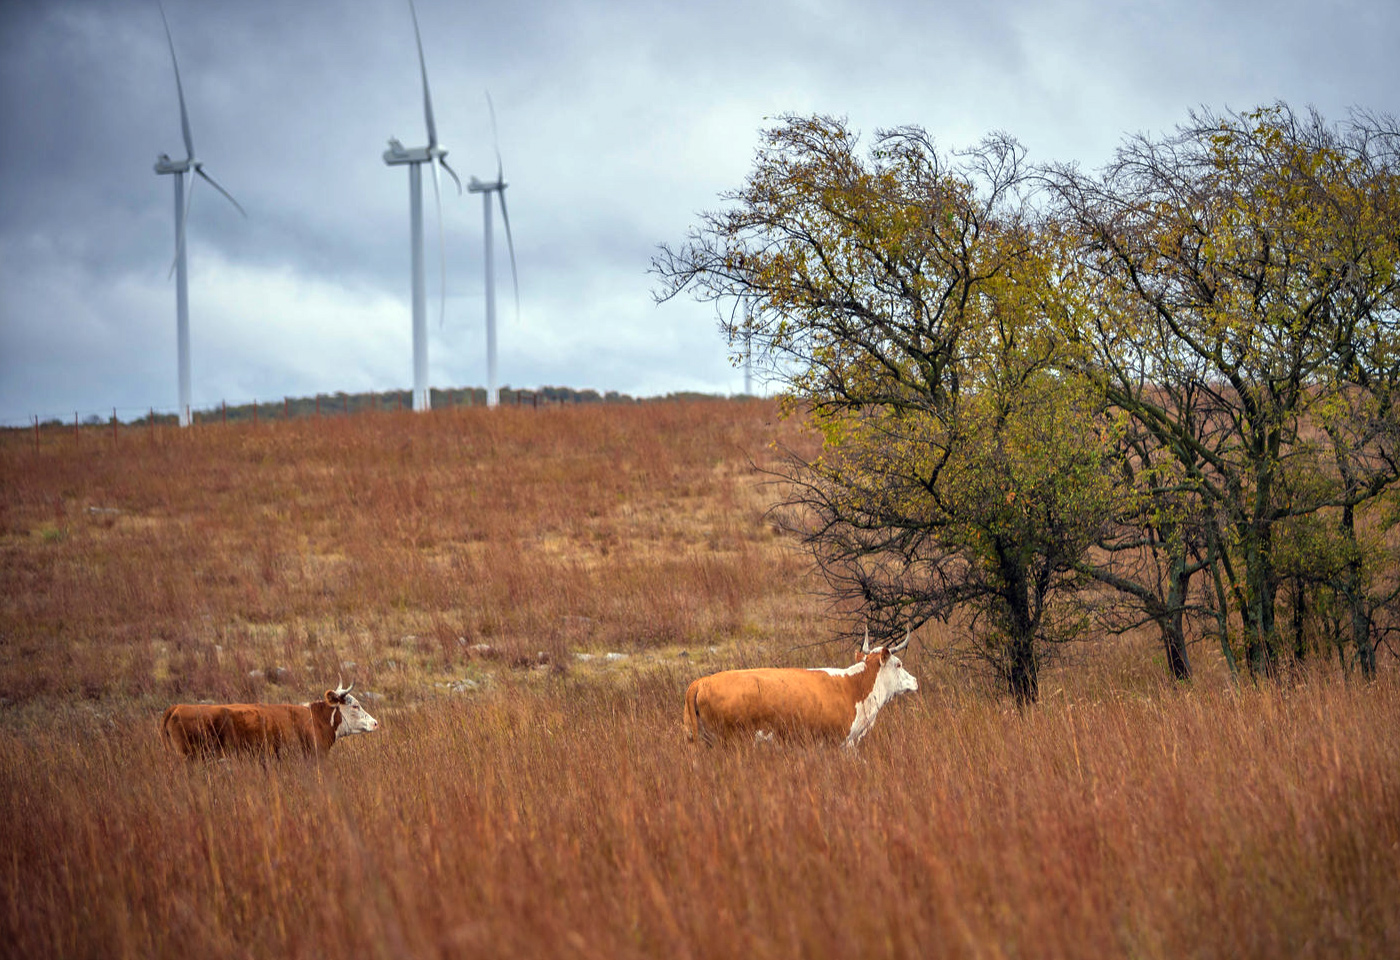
[3,676,1397,959]
[2,400,1398,958]
[0,401,821,705]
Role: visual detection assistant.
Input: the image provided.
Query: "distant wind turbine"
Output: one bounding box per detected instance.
[153,1,245,428]
[383,0,460,412]
[467,93,520,409]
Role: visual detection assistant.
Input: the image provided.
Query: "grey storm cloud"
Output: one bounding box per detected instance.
[1,0,1397,422]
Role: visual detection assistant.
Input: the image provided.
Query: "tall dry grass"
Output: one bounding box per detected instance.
[3,400,1398,957]
[2,675,1397,959]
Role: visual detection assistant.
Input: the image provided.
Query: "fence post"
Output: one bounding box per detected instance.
[285,396,290,420]
[74,411,79,447]
[33,415,39,455]
[253,400,258,426]
[315,395,320,418]
[222,400,227,425]
[112,408,118,447]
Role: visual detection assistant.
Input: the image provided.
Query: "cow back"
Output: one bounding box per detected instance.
[687,668,863,744]
[161,702,336,758]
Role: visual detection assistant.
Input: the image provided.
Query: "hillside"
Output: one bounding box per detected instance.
[2,398,1397,959]
[1,398,823,707]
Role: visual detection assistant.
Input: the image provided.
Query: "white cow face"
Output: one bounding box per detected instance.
[843,646,920,748]
[875,649,919,701]
[326,685,380,737]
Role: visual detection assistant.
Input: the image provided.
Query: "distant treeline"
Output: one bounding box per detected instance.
[21,386,751,429]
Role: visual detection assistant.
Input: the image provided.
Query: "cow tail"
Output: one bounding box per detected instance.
[684,681,701,744]
[159,705,177,754]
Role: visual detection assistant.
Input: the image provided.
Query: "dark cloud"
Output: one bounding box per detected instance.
[2,0,1396,422]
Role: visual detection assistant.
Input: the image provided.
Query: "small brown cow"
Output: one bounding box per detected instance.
[160,682,380,759]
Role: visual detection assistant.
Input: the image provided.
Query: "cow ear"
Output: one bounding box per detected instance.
[324,690,338,704]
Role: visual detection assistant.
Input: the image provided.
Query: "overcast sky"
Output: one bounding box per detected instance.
[1,0,1396,424]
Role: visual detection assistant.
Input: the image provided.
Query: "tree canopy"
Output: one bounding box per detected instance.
[656,104,1400,699]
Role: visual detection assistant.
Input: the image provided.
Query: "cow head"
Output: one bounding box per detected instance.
[863,628,919,702]
[325,681,380,737]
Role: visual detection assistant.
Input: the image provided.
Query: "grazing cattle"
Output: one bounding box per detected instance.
[161,682,380,759]
[685,630,918,748]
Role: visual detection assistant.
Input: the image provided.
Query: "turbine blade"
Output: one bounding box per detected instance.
[169,175,197,280]
[431,158,447,328]
[497,189,520,320]
[158,0,194,160]
[407,0,437,147]
[439,156,463,195]
[195,167,247,217]
[486,90,503,184]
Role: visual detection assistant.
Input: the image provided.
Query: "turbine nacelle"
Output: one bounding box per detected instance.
[382,141,438,165]
[467,176,507,193]
[154,154,192,174]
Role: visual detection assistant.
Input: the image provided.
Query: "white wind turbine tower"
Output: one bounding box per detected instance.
[467,94,519,408]
[383,0,461,412]
[153,2,245,428]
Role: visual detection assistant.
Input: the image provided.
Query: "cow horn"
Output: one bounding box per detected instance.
[335,678,353,697]
[861,625,872,655]
[889,628,911,654]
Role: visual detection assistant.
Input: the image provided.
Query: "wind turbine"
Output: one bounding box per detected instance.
[383,0,460,412]
[153,1,245,428]
[466,93,519,408]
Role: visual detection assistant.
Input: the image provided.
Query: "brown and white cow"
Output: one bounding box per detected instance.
[160,681,380,759]
[685,629,918,748]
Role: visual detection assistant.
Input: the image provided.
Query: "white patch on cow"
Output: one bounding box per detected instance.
[843,651,918,748]
[335,693,380,737]
[754,730,775,743]
[810,661,866,677]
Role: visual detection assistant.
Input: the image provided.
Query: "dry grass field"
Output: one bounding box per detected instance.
[2,399,1398,959]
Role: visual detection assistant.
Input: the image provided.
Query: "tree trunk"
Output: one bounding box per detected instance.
[1162,551,1193,682]
[1206,533,1240,678]
[999,553,1040,706]
[1007,633,1039,706]
[1290,577,1309,663]
[1340,503,1376,680]
[1242,522,1279,680]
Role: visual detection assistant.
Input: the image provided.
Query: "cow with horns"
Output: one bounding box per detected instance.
[684,628,918,747]
[160,681,380,759]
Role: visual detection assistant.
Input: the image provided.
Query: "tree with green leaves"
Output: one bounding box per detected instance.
[655,117,1124,703]
[1048,103,1400,679]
